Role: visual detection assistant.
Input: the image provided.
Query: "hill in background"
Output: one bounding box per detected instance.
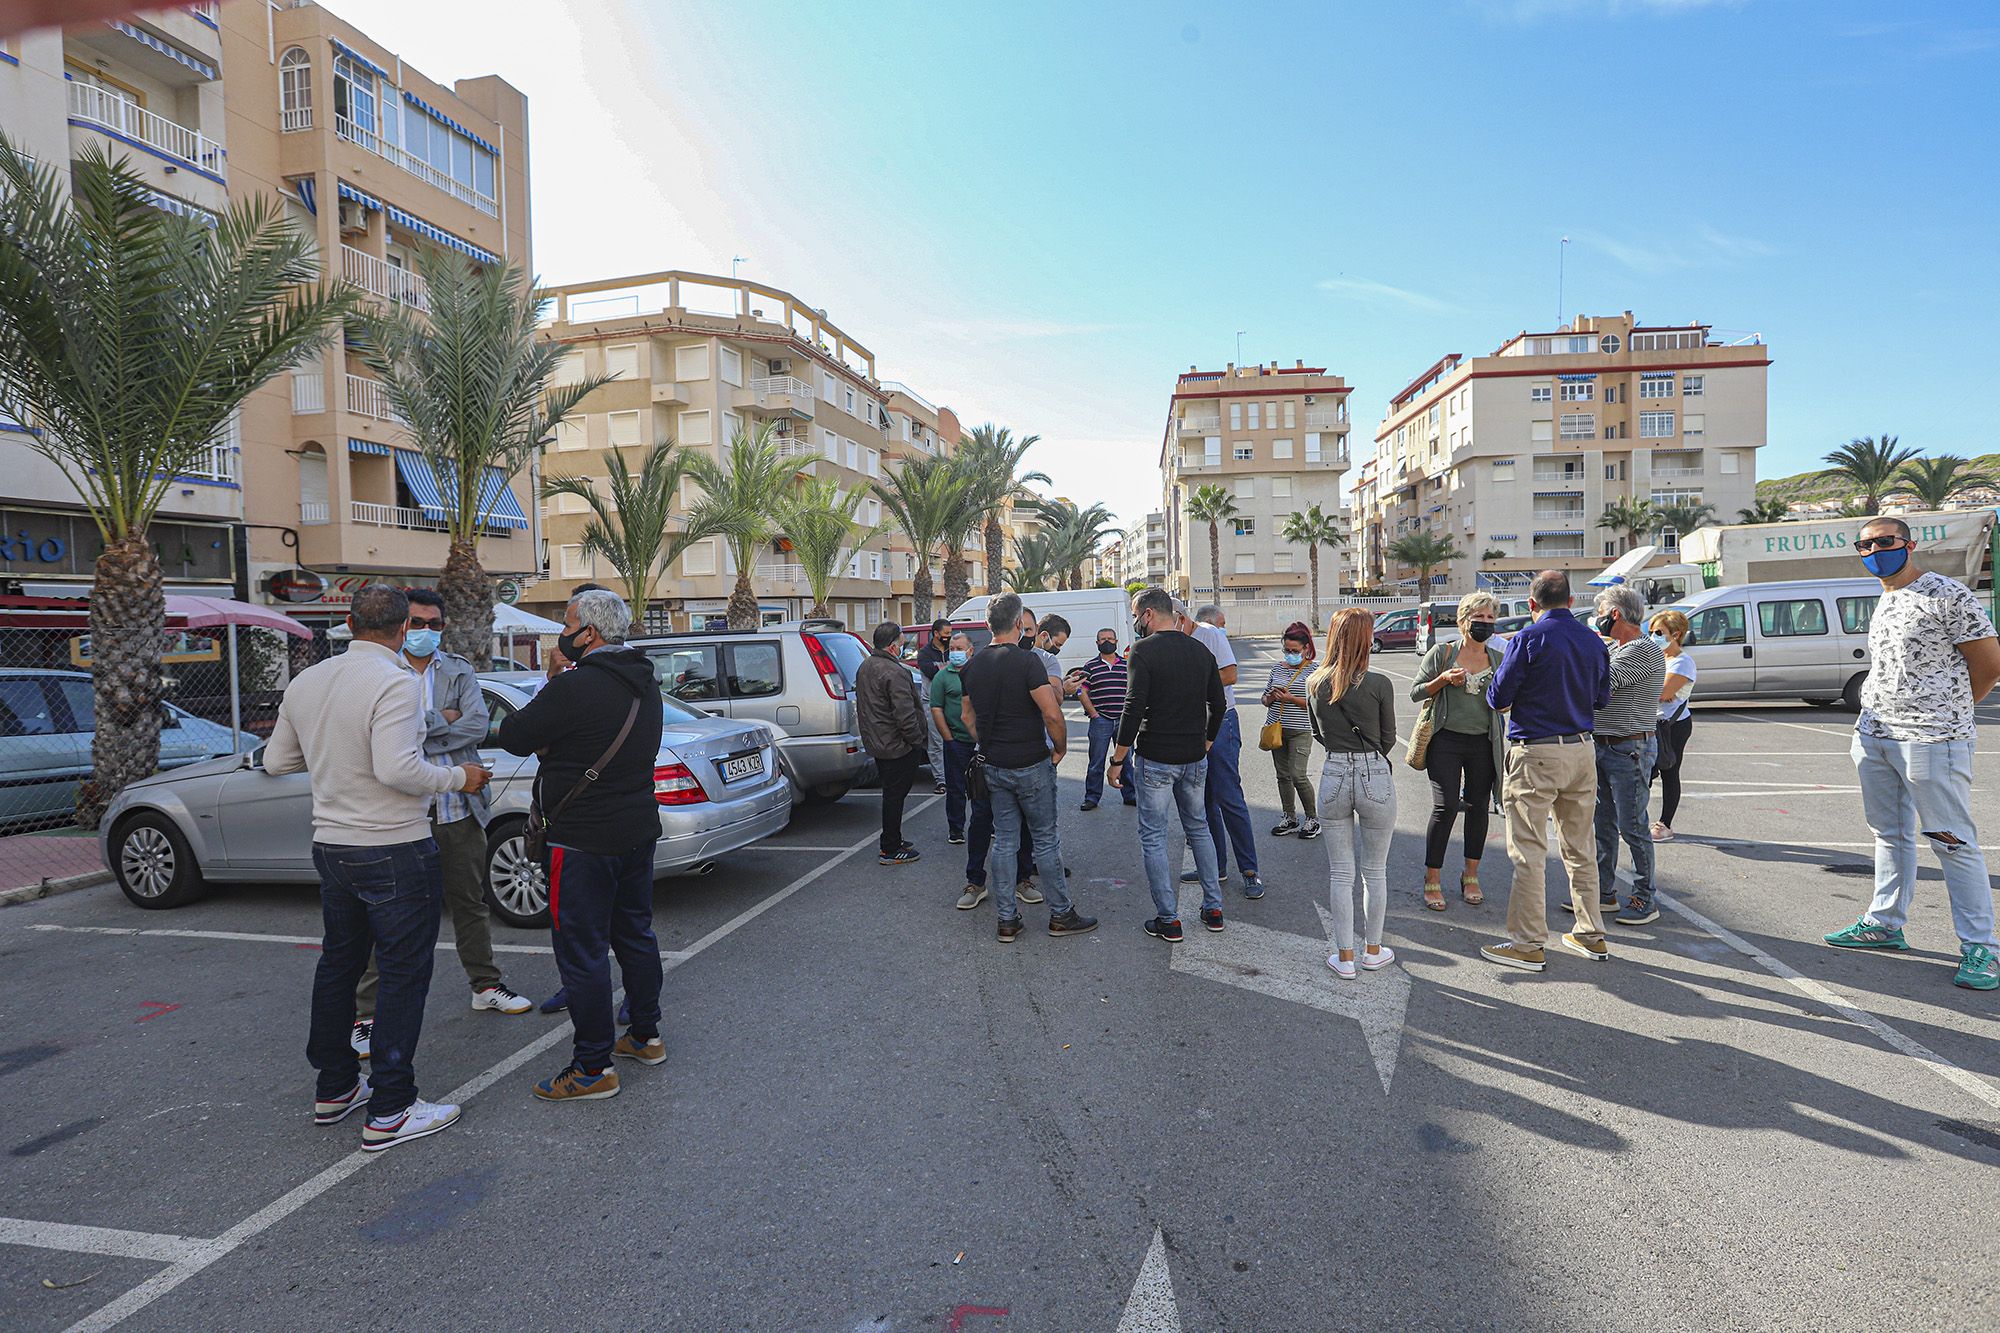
[1757,453,2000,506]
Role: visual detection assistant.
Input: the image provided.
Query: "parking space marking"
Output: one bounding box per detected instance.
[754,844,869,852]
[26,924,554,956]
[54,802,935,1333]
[1715,712,1854,738]
[0,1218,207,1264]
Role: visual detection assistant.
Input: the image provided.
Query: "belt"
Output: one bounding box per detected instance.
[1519,732,1591,746]
[1595,732,1651,745]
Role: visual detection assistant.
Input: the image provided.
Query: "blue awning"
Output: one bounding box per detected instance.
[109,20,218,81]
[477,468,530,529]
[385,204,500,265]
[1532,530,1584,537]
[141,187,217,227]
[348,437,391,456]
[329,38,390,81]
[395,451,529,529]
[394,449,446,520]
[337,180,383,212]
[400,89,497,155]
[1557,373,1597,382]
[293,176,316,215]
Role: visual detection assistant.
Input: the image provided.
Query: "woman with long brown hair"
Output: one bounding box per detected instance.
[1309,607,1399,979]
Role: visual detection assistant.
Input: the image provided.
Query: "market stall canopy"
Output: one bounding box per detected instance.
[1679,509,1996,585]
[493,603,563,635]
[162,595,312,639]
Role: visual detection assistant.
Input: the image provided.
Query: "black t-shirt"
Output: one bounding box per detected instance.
[963,642,1051,769]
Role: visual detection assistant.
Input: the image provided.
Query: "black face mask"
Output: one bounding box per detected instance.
[1133,615,1151,640]
[1097,640,1117,656]
[1468,622,1495,643]
[557,628,589,661]
[1594,614,1618,635]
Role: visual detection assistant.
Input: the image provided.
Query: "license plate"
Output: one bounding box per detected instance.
[718,751,762,784]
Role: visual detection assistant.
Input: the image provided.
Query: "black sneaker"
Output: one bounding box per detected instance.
[1049,909,1099,937]
[1201,907,1224,932]
[880,846,921,866]
[947,829,965,845]
[1080,800,1098,812]
[934,782,947,794]
[997,916,1023,944]
[1144,916,1185,943]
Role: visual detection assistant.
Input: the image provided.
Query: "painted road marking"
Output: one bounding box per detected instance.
[1116,1227,1181,1333]
[26,924,554,955]
[0,1219,207,1264]
[52,798,939,1333]
[1677,779,1859,788]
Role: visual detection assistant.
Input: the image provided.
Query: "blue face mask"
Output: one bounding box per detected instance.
[1649,632,1669,649]
[404,627,441,657]
[1861,545,1909,578]
[947,649,968,667]
[1283,651,1303,666]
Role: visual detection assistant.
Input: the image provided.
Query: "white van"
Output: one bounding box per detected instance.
[949,589,1135,676]
[1667,577,1882,708]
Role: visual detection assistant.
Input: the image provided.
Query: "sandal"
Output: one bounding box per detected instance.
[1460,873,1483,906]
[1423,883,1446,911]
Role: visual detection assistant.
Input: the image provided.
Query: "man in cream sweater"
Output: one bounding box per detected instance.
[266,583,490,1152]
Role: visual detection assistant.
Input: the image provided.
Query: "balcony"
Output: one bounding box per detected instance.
[1649,465,1704,479]
[345,374,397,422]
[291,369,325,414]
[754,563,810,592]
[67,82,224,182]
[771,434,818,461]
[341,245,429,311]
[1533,469,1589,485]
[1531,509,1587,528]
[334,116,497,218]
[1304,410,1347,429]
[1177,456,1222,473]
[179,439,236,484]
[740,375,816,420]
[1178,418,1221,439]
[299,501,330,525]
[350,501,517,534]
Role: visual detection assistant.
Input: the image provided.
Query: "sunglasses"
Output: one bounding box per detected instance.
[407,615,444,628]
[1854,536,1907,553]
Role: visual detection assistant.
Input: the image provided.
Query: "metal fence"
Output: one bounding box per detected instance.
[1195,595,1414,637]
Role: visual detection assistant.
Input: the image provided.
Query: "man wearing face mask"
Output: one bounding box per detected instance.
[930,632,977,851]
[1078,627,1134,811]
[1586,585,1667,930]
[1825,517,2000,991]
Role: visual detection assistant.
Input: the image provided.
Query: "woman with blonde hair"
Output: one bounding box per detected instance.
[1647,608,1698,847]
[1410,591,1509,910]
[1309,607,1398,979]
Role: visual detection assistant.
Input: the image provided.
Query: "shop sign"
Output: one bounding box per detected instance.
[0,507,234,582]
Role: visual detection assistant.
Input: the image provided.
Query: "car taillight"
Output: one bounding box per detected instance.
[654,763,707,805]
[801,632,848,699]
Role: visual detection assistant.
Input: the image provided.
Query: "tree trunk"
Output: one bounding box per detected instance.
[75,534,166,829]
[912,562,933,623]
[942,550,969,613]
[983,516,1004,594]
[807,599,830,619]
[1207,522,1221,602]
[440,538,494,669]
[1308,546,1320,630]
[727,565,759,629]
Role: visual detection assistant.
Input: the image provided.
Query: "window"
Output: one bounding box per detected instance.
[1248,403,1261,429]
[1559,414,1595,440]
[1682,413,1705,437]
[1303,434,1321,462]
[863,448,879,478]
[674,345,709,383]
[1560,381,1594,402]
[1599,334,1621,354]
[604,344,639,380]
[607,410,642,447]
[1204,438,1222,465]
[1531,384,1552,403]
[1233,518,1256,536]
[679,410,711,445]
[332,51,377,136]
[0,679,57,737]
[823,372,837,399]
[1682,375,1704,396]
[1283,402,1296,429]
[845,440,859,469]
[1686,604,1745,646]
[559,544,592,577]
[552,353,585,386]
[1229,403,1242,430]
[1271,477,1292,499]
[1639,412,1676,438]
[1838,595,1879,634]
[1758,598,1829,638]
[717,346,743,387]
[1719,452,1740,475]
[651,645,720,701]
[1273,552,1293,572]
[1234,478,1255,501]
[1640,374,1675,398]
[1532,421,1554,443]
[682,539,717,575]
[551,419,586,452]
[725,643,783,697]
[1233,445,1254,461]
[1492,459,1516,481]
[1272,438,1294,459]
[279,47,313,130]
[844,388,856,414]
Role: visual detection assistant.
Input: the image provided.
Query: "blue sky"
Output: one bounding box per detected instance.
[337,0,1999,525]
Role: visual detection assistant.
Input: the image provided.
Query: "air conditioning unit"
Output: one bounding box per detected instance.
[767,359,790,375]
[1304,395,1316,404]
[336,199,367,234]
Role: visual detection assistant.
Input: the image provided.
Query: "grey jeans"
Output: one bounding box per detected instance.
[1319,751,1396,952]
[358,814,498,1016]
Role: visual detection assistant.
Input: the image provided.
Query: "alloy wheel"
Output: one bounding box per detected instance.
[120,825,177,899]
[489,834,549,917]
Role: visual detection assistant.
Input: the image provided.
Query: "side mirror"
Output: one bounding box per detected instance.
[242,746,265,770]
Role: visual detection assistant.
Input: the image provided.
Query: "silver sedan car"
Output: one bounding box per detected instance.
[100,671,793,927]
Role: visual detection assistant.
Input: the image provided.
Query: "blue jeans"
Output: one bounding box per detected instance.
[1594,735,1657,907]
[549,840,664,1073]
[964,753,1034,889]
[1852,733,1997,948]
[1203,710,1259,878]
[1084,714,1136,805]
[987,759,1071,922]
[943,736,972,835]
[1139,755,1221,918]
[307,838,441,1118]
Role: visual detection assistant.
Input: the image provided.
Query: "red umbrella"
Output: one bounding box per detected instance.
[163,594,311,639]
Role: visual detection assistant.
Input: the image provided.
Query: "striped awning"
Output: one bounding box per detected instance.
[337,181,383,213]
[1531,489,1583,497]
[1533,530,1585,537]
[142,187,217,227]
[401,89,497,155]
[348,437,391,456]
[108,20,217,81]
[1557,373,1597,382]
[395,451,529,530]
[385,204,500,265]
[476,469,530,529]
[292,176,316,215]
[329,38,390,81]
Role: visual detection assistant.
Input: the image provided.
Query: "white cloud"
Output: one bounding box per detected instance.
[919,318,1120,344]
[1574,224,1773,272]
[1317,277,1460,313]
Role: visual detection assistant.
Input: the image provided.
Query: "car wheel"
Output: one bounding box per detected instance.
[804,782,851,804]
[112,812,205,910]
[1842,671,1867,712]
[483,817,550,928]
[1372,636,1386,654]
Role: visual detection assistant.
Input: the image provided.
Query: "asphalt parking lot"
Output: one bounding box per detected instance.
[4,639,1998,1332]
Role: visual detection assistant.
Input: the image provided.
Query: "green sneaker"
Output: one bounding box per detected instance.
[1952,944,1998,991]
[1822,918,1909,950]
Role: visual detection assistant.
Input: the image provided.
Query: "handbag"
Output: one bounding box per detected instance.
[1405,693,1437,771]
[523,696,641,863]
[964,752,990,803]
[1260,663,1308,751]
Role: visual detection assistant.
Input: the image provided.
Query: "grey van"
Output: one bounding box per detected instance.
[630,621,871,802]
[1668,577,1881,708]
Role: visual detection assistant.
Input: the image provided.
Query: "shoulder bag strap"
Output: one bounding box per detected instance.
[1328,686,1384,756]
[542,696,641,829]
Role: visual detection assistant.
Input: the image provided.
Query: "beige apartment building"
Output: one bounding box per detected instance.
[1159,361,1353,605]
[1358,313,1770,595]
[529,270,978,632]
[1119,511,1168,588]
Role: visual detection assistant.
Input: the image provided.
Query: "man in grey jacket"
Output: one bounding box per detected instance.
[856,621,929,866]
[350,590,530,1066]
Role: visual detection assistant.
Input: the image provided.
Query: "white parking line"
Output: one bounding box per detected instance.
[0,1218,207,1264]
[52,801,936,1333]
[25,923,556,955]
[1716,712,1854,737]
[1678,779,1860,789]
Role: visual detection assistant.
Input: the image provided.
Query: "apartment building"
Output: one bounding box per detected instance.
[0,6,243,598]
[1361,313,1770,595]
[880,382,984,621]
[530,270,971,632]
[1158,361,1353,604]
[1119,511,1168,588]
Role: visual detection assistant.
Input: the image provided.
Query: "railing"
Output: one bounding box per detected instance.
[335,115,498,217]
[345,374,396,421]
[1178,418,1220,437]
[1533,471,1588,484]
[68,82,224,178]
[1649,465,1704,479]
[299,501,330,525]
[750,375,815,403]
[291,369,325,414]
[1531,511,1587,527]
[179,439,236,483]
[772,435,817,459]
[756,563,809,585]
[341,245,429,309]
[1304,411,1346,429]
[349,501,512,534]
[281,107,313,132]
[1178,457,1221,472]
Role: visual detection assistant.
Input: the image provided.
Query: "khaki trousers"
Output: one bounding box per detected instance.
[1501,740,1605,948]
[357,814,499,1018]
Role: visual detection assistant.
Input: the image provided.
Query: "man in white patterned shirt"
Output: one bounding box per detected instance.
[1825,516,2000,991]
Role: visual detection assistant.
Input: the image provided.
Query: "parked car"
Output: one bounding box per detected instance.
[629,621,871,803]
[1493,613,1534,643]
[0,668,246,830]
[1666,577,1881,708]
[100,671,792,926]
[1370,609,1419,653]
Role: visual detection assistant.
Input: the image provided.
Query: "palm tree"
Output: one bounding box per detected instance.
[1386,531,1464,594]
[872,453,970,622]
[1735,496,1792,525]
[686,424,797,629]
[1004,532,1058,593]
[541,441,710,618]
[1185,483,1239,600]
[1280,503,1347,627]
[1892,455,1996,511]
[1043,499,1118,590]
[1597,496,1659,552]
[1654,500,1718,549]
[0,141,355,825]
[776,471,884,619]
[959,424,1049,594]
[937,450,987,611]
[1821,435,1919,516]
[355,246,602,664]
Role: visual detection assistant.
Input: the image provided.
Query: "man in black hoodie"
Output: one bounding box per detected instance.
[498,589,665,1102]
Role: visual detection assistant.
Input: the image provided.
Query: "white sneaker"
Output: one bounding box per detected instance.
[313,1078,371,1126]
[360,1098,461,1152]
[1650,822,1674,843]
[1361,945,1397,971]
[472,984,532,1015]
[350,1020,372,1061]
[1326,952,1357,980]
